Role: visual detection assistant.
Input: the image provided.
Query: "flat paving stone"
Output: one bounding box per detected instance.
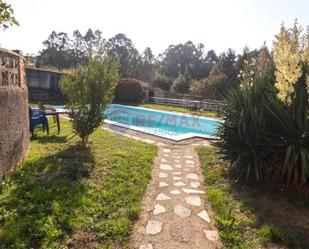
[160,164,173,171]
[159,182,168,187]
[183,188,205,194]
[170,189,181,195]
[185,164,195,168]
[156,193,171,201]
[187,173,199,180]
[174,181,186,187]
[161,158,168,163]
[175,164,182,168]
[185,160,195,164]
[143,139,155,144]
[173,204,191,217]
[185,155,194,159]
[159,172,168,178]
[185,196,202,206]
[153,204,166,215]
[172,172,181,175]
[197,210,211,223]
[203,229,219,241]
[139,244,153,249]
[173,176,182,180]
[146,220,163,235]
[190,181,201,188]
[163,148,171,153]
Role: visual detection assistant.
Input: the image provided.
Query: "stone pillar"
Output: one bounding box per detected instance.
[0,49,30,177]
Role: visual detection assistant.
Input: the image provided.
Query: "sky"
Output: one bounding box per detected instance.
[1,0,309,56]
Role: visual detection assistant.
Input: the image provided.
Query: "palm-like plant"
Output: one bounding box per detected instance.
[216,78,309,187]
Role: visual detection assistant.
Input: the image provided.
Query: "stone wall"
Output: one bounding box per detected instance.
[0,48,29,177]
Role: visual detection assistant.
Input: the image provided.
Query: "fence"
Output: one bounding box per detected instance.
[148,97,224,111]
[0,48,29,177]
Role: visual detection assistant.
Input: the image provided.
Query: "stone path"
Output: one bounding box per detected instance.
[131,145,221,249]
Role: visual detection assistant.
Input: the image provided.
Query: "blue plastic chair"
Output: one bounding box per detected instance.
[29,107,49,136]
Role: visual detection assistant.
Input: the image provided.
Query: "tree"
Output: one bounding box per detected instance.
[153,72,173,91]
[60,55,119,147]
[135,47,156,82]
[217,49,237,84]
[37,29,105,70]
[160,41,208,79]
[37,31,72,69]
[171,70,192,94]
[106,33,141,78]
[238,44,275,88]
[0,0,18,30]
[190,78,207,97]
[204,65,228,99]
[255,44,275,80]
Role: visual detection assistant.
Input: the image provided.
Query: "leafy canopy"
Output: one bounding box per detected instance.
[61,55,119,146]
[0,0,18,30]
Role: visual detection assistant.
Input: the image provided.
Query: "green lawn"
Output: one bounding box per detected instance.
[197,146,309,249]
[0,119,157,249]
[139,103,220,118]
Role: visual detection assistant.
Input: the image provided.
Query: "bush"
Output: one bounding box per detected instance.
[171,71,191,94]
[61,56,119,146]
[114,78,145,103]
[153,73,173,91]
[216,78,309,186]
[190,78,206,97]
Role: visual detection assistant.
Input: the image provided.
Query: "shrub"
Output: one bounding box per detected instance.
[216,78,309,186]
[171,71,191,94]
[153,73,173,91]
[190,78,206,97]
[114,78,145,103]
[216,23,309,187]
[60,56,119,146]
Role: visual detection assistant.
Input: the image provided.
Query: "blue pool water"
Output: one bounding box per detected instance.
[52,104,221,140]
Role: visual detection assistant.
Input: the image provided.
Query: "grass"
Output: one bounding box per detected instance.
[0,118,157,249]
[197,146,309,249]
[139,103,220,118]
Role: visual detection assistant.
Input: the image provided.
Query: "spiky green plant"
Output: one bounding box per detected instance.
[216,78,309,186]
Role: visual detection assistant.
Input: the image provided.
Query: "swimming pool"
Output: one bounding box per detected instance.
[52,104,221,141]
[104,104,221,140]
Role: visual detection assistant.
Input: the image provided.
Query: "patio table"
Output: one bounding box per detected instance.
[43,106,70,134]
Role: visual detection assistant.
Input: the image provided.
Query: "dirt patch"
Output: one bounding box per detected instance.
[66,229,99,249]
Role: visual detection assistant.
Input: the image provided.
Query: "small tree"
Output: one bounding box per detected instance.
[61,56,119,147]
[171,71,191,94]
[190,78,207,97]
[0,0,19,30]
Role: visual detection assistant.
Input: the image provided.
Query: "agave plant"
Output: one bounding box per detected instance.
[216,78,309,187]
[215,78,275,181]
[264,83,309,185]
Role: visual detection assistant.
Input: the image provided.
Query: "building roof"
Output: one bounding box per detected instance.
[25,66,64,75]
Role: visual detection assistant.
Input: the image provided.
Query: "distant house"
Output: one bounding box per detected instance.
[25,66,64,102]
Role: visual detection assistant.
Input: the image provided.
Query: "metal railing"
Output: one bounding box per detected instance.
[148,97,224,111]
